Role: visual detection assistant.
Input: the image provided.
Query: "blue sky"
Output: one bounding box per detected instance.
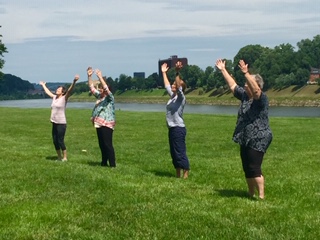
[1,0,319,83]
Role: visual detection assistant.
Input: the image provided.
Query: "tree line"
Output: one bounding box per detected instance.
[1,30,320,98]
[72,35,320,94]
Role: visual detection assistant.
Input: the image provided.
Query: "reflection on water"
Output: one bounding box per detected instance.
[0,99,319,117]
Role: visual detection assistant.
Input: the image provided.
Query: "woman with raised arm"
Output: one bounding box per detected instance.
[87,67,116,167]
[215,59,272,199]
[161,61,190,179]
[39,75,79,161]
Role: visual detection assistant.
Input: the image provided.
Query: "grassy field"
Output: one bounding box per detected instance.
[0,107,319,239]
[72,84,320,107]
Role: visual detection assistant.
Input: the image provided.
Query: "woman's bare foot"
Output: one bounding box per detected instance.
[183,170,189,179]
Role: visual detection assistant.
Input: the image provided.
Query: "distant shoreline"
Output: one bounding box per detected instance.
[3,85,320,107]
[96,85,320,107]
[70,96,320,107]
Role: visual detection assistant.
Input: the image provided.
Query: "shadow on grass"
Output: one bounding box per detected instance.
[87,161,102,166]
[46,156,58,161]
[151,170,175,178]
[215,189,249,199]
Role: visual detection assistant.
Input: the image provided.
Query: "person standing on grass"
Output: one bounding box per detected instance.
[215,59,273,199]
[39,75,79,161]
[161,61,190,179]
[87,67,116,167]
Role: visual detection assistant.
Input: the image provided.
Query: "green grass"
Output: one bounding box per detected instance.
[0,107,319,239]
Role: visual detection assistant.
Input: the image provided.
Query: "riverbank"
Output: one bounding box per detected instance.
[71,84,320,107]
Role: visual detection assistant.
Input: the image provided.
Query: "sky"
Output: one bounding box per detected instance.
[1,0,319,83]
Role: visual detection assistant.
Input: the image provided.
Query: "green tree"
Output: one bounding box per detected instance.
[297,34,320,69]
[233,44,268,87]
[294,68,310,86]
[68,81,88,94]
[213,59,233,88]
[105,76,117,92]
[0,74,34,96]
[274,44,298,74]
[294,35,320,87]
[180,65,204,89]
[274,73,295,89]
[206,72,215,90]
[0,26,8,79]
[132,77,145,90]
[253,48,279,89]
[203,66,214,90]
[117,74,132,92]
[145,72,159,89]
[251,44,298,90]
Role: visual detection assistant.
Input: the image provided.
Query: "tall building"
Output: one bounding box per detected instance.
[133,72,145,79]
[158,55,188,79]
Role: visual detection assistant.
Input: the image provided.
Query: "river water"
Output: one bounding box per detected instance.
[0,99,319,117]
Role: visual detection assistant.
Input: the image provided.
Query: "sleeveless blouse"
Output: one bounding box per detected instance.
[50,95,67,124]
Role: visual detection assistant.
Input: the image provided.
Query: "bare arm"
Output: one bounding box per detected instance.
[174,61,183,89]
[65,75,79,101]
[215,59,237,93]
[39,81,55,98]
[238,60,261,99]
[87,67,95,90]
[95,69,111,94]
[161,63,170,87]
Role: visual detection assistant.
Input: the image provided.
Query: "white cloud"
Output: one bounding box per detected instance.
[2,0,319,43]
[1,0,319,82]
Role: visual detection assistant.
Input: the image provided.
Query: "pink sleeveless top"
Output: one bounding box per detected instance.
[50,95,67,124]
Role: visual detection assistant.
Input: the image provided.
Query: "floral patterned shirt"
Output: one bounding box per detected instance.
[233,86,273,152]
[90,85,116,130]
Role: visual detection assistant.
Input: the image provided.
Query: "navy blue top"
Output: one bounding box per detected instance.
[233,86,273,152]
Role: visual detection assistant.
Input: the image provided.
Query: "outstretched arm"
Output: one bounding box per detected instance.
[65,75,79,101]
[39,81,55,98]
[174,61,183,89]
[95,69,111,94]
[215,59,237,93]
[87,67,94,87]
[161,63,170,87]
[238,60,261,99]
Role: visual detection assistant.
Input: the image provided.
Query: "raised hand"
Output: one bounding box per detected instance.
[215,59,226,70]
[95,69,103,79]
[175,61,183,71]
[74,74,80,82]
[238,60,248,74]
[161,63,169,73]
[87,67,94,77]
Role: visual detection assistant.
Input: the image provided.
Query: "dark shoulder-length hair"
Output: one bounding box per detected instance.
[59,86,67,95]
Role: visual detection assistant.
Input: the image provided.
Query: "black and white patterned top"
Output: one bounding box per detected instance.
[233,86,273,153]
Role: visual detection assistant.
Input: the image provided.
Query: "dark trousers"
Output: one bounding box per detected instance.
[240,145,264,178]
[168,127,190,170]
[96,126,116,167]
[52,123,67,151]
